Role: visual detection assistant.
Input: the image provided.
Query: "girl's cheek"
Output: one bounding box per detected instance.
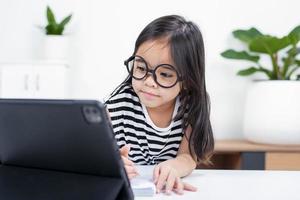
[132,80,140,91]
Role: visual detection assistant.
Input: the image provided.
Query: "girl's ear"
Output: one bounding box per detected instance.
[179,84,188,98]
[179,82,185,90]
[181,83,188,91]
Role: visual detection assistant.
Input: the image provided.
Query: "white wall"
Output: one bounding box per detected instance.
[1,0,300,139]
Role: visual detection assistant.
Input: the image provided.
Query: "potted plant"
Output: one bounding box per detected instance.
[221,26,300,145]
[41,6,72,60]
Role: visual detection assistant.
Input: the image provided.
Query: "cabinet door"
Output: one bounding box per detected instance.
[0,66,34,98]
[33,65,67,99]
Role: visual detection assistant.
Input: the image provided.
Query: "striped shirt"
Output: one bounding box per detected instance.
[105,83,184,165]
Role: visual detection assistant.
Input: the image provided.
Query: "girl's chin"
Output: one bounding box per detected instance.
[140,99,159,108]
[139,96,160,108]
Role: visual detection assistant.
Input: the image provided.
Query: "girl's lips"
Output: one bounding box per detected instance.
[141,91,159,97]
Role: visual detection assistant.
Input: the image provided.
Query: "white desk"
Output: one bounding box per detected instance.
[135,168,300,200]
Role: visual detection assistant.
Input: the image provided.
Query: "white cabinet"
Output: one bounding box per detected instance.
[0,62,69,99]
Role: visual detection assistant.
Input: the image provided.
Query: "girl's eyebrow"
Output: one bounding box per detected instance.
[135,58,144,62]
[135,55,177,70]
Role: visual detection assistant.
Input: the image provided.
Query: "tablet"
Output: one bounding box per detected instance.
[0,99,133,200]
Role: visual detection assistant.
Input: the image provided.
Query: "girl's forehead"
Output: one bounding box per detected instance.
[136,39,175,66]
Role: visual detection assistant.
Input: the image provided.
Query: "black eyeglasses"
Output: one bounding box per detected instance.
[124,55,182,88]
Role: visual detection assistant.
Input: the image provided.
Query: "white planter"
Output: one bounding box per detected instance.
[243,81,300,145]
[41,35,69,60]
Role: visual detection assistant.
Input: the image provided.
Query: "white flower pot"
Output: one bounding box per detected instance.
[41,35,69,60]
[243,81,300,145]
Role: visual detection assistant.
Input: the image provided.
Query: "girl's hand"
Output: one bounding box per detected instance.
[153,160,197,195]
[119,145,139,179]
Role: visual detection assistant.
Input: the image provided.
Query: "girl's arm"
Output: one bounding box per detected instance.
[172,125,197,177]
[153,126,197,194]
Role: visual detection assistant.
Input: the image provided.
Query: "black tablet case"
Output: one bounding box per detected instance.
[0,99,134,200]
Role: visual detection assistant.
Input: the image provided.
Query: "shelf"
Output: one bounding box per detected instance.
[215,139,300,152]
[198,140,300,170]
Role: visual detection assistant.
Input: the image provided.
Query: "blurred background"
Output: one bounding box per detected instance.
[0,0,300,141]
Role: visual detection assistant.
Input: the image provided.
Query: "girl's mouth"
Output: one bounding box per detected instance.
[141,91,159,98]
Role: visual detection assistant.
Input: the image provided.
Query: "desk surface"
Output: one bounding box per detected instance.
[135,168,300,200]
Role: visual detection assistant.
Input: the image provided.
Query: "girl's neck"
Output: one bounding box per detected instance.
[145,99,177,128]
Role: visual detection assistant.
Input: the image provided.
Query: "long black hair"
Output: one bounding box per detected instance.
[119,15,214,163]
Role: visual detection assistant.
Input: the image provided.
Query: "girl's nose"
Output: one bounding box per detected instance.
[144,74,158,88]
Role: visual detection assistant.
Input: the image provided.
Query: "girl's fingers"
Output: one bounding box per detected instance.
[164,172,176,195]
[121,155,139,178]
[124,164,139,179]
[155,167,170,193]
[173,177,184,195]
[128,172,139,179]
[152,165,160,184]
[183,182,197,192]
[152,166,196,194]
[121,155,134,166]
[119,145,130,156]
[125,164,139,174]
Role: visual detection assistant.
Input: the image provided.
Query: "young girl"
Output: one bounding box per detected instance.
[105,15,214,195]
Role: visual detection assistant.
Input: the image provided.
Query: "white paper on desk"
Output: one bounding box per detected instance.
[130,165,156,197]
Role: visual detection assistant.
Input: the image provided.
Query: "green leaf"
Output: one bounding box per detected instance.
[258,67,274,79]
[237,67,259,76]
[46,24,63,35]
[46,6,56,25]
[45,24,55,35]
[45,7,71,35]
[233,28,263,44]
[288,25,300,45]
[249,35,291,54]
[59,14,72,27]
[221,50,260,62]
[295,60,300,66]
[56,27,64,35]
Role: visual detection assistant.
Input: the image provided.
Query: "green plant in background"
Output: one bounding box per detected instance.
[221,26,300,80]
[45,6,72,35]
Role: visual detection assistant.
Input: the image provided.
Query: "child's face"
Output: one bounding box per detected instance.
[132,39,181,109]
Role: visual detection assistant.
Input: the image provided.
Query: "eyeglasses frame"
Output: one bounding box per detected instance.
[124,55,182,88]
